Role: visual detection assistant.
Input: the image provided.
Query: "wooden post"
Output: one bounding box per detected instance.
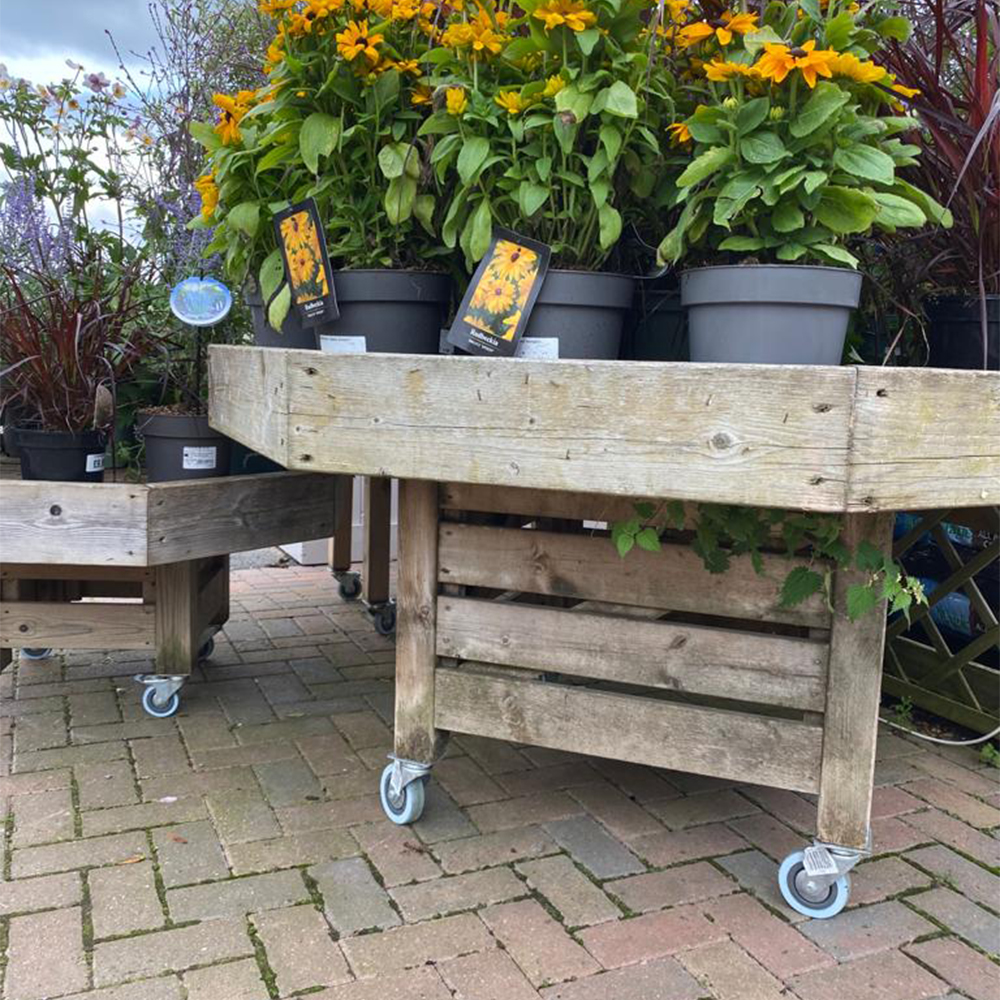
[363,476,392,607]
[394,479,440,763]
[816,511,895,851]
[154,560,200,675]
[329,475,354,574]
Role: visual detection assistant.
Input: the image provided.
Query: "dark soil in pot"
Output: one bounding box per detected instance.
[138,412,232,483]
[520,270,634,360]
[624,287,688,361]
[926,295,999,371]
[15,428,107,482]
[682,264,862,365]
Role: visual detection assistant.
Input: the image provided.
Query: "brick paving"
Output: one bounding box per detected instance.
[0,562,998,1000]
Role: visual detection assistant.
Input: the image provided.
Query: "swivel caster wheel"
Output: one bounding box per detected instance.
[778,850,851,919]
[21,648,53,660]
[372,604,396,637]
[142,685,181,719]
[379,764,426,825]
[198,637,215,662]
[338,573,361,601]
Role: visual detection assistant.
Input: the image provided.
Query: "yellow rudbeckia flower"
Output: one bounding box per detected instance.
[532,0,597,33]
[446,86,468,115]
[828,52,886,84]
[495,89,525,114]
[336,20,384,64]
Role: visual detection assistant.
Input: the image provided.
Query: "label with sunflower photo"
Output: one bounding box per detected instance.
[446,230,551,357]
[273,198,339,327]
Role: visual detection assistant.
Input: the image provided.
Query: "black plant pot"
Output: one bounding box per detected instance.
[16,428,107,482]
[625,287,689,362]
[926,295,999,371]
[246,283,320,350]
[138,413,231,483]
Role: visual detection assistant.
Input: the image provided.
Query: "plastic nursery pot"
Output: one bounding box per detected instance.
[926,294,999,371]
[245,283,321,350]
[138,413,232,483]
[624,286,689,362]
[317,270,452,356]
[520,270,634,360]
[681,264,863,365]
[15,428,107,483]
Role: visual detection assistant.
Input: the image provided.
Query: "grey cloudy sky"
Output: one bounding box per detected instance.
[0,0,156,83]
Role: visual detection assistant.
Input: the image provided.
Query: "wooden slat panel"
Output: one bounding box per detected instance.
[436,597,829,711]
[146,472,339,564]
[0,482,148,566]
[438,523,831,628]
[0,601,154,649]
[441,483,653,523]
[1,565,152,582]
[435,664,823,793]
[849,368,1000,511]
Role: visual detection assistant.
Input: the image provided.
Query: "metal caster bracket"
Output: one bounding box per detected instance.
[386,754,431,802]
[134,673,186,703]
[799,840,868,895]
[368,600,396,636]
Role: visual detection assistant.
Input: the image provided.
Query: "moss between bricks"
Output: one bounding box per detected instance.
[246,915,280,999]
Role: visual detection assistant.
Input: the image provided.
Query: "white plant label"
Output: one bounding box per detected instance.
[85,453,105,473]
[320,335,368,354]
[182,446,217,470]
[515,337,559,360]
[802,845,839,877]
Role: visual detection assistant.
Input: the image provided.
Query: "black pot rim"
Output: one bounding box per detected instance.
[136,413,222,439]
[682,263,858,277]
[14,427,105,447]
[535,270,635,310]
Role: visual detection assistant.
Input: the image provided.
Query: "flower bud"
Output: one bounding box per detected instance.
[769,105,786,120]
[722,96,738,110]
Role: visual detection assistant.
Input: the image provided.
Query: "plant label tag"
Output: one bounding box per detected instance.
[85,453,105,473]
[274,198,339,328]
[515,337,559,360]
[319,335,367,354]
[802,845,838,877]
[446,229,551,357]
[182,446,217,471]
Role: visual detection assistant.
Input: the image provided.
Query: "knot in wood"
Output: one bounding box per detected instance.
[49,505,62,517]
[711,432,733,451]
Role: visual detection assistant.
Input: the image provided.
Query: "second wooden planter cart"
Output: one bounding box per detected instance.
[209,346,999,919]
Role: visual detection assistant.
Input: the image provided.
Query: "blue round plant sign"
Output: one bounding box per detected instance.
[170,276,232,327]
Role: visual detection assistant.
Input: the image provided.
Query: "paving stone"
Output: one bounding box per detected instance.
[312,856,400,935]
[140,766,258,801]
[0,871,81,916]
[497,762,601,798]
[93,916,254,986]
[647,789,760,830]
[296,732,367,777]
[68,691,121,726]
[167,868,308,920]
[0,768,71,797]
[182,958,269,1000]
[341,912,495,979]
[905,808,1000,868]
[59,978,183,1000]
[910,752,1000,797]
[411,784,478,843]
[439,949,541,1000]
[718,849,807,922]
[12,786,74,847]
[306,967,452,1000]
[906,887,1000,954]
[738,785,816,833]
[906,844,1000,909]
[12,830,148,877]
[352,821,444,886]
[589,760,681,803]
[606,860,738,914]
[540,958,701,1000]
[467,791,583,834]
[566,781,664,840]
[176,714,238,751]
[277,795,385,834]
[871,784,926,818]
[236,715,334,745]
[435,825,559,874]
[799,899,936,961]
[702,892,835,979]
[578,903,727,969]
[77,759,139,809]
[190,740,299,771]
[432,755,507,806]
[906,937,1000,1000]
[457,734,532,774]
[206,788,281,843]
[13,711,69,754]
[90,861,165,938]
[14,740,126,774]
[254,905,352,995]
[152,820,230,887]
[253,755,323,807]
[726,812,802,862]
[129,734,190,777]
[903,777,1000,829]
[627,822,747,867]
[333,710,393,749]
[849,857,932,907]
[73,720,167,744]
[82,796,207,836]
[391,866,526,921]
[790,950,947,1000]
[679,940,787,1000]
[517,855,620,928]
[5,906,88,1000]
[544,816,643,879]
[872,815,928,854]
[228,827,358,875]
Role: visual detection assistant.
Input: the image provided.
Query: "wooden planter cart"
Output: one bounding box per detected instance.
[0,470,339,716]
[209,346,999,919]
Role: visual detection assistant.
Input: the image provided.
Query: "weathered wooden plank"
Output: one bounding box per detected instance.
[849,368,1000,511]
[817,512,894,851]
[197,557,230,631]
[154,560,200,674]
[441,483,650,523]
[436,597,829,711]
[363,476,392,606]
[0,482,149,566]
[394,479,440,762]
[146,472,339,564]
[0,601,154,649]
[1,564,153,583]
[435,664,823,793]
[438,523,831,628]
[329,475,355,573]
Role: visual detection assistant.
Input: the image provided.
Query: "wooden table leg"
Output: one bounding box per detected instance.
[154,560,200,675]
[816,511,895,851]
[329,475,354,575]
[363,476,392,608]
[394,479,441,764]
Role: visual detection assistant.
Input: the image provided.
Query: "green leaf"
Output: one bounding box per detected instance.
[556,84,593,121]
[779,566,824,608]
[255,141,296,175]
[413,194,435,236]
[603,81,638,119]
[737,97,770,137]
[599,124,622,162]
[469,197,492,261]
[855,539,884,572]
[824,10,854,49]
[536,156,552,182]
[777,242,808,261]
[832,145,895,185]
[576,26,600,54]
[519,181,549,217]
[677,146,733,188]
[815,186,878,234]
[743,25,783,54]
[457,136,490,185]
[384,175,417,224]
[790,82,850,138]
[718,235,765,251]
[590,177,610,209]
[846,583,879,620]
[228,201,260,237]
[190,120,221,151]
[634,501,656,519]
[773,200,805,233]
[615,532,635,557]
[871,191,926,228]
[741,131,787,164]
[587,148,609,183]
[259,249,284,304]
[378,142,408,179]
[891,179,953,227]
[598,203,622,250]
[267,283,291,331]
[812,243,860,267]
[300,112,340,174]
[803,170,827,194]
[665,500,685,530]
[418,113,460,137]
[877,15,911,41]
[635,527,661,553]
